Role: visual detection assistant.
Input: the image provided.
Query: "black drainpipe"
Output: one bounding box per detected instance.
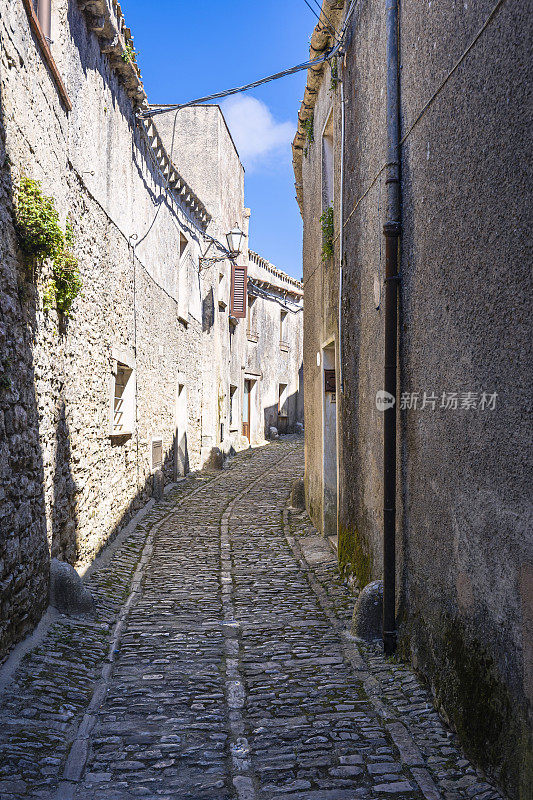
[383,0,401,656]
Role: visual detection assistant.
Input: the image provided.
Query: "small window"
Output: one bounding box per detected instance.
[112,363,135,436]
[278,383,288,417]
[230,385,238,429]
[280,310,288,347]
[178,233,189,324]
[151,437,163,471]
[322,110,334,211]
[324,369,336,393]
[247,296,257,337]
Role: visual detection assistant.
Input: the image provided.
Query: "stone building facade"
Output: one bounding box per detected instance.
[293,1,532,796]
[237,250,304,444]
[0,1,302,662]
[156,105,304,454]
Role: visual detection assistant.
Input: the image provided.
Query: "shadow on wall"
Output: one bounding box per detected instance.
[0,87,189,662]
[202,287,214,333]
[0,91,50,663]
[51,401,78,563]
[172,429,189,478]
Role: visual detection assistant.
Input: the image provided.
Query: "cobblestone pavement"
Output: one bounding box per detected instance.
[0,440,505,800]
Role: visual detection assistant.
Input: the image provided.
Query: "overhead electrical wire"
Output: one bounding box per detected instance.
[301,0,340,43]
[301,0,508,289]
[309,0,344,40]
[134,0,361,270]
[140,48,337,118]
[140,0,361,119]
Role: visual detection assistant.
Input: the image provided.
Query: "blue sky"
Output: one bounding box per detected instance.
[121,0,316,280]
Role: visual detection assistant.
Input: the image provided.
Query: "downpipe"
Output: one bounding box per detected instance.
[383,0,401,656]
[338,73,345,395]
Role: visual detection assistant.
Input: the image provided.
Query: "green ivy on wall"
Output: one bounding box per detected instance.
[330,57,338,92]
[15,176,63,263]
[320,206,334,262]
[15,177,82,317]
[302,113,314,158]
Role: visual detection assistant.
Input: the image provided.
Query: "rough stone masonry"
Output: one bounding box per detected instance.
[0,0,303,663]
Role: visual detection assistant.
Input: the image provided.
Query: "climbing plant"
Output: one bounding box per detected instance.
[45,249,83,317]
[15,176,64,263]
[330,57,338,92]
[15,177,82,317]
[302,113,314,157]
[320,206,334,262]
[121,43,139,64]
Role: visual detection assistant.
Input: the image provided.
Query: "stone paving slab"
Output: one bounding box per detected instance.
[0,440,505,800]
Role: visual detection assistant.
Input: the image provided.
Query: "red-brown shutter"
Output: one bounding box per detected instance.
[230,263,247,318]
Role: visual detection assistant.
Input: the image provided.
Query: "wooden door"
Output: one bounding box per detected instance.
[242,379,251,441]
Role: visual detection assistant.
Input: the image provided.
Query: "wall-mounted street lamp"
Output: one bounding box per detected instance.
[225,223,245,258]
[198,224,246,272]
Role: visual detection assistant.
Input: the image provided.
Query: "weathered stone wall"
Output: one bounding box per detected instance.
[239,254,304,443]
[0,117,50,659]
[398,3,532,793]
[0,0,228,660]
[158,107,304,453]
[295,0,532,794]
[0,0,304,665]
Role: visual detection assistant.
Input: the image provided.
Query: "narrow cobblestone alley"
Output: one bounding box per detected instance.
[0,441,504,800]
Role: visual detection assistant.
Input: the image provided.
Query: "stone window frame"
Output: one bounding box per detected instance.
[178,232,190,325]
[321,107,334,212]
[229,384,239,431]
[22,0,72,111]
[247,295,258,341]
[218,268,228,311]
[280,310,289,351]
[109,347,136,439]
[278,382,288,418]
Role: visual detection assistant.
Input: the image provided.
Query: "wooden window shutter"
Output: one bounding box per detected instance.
[230,263,247,318]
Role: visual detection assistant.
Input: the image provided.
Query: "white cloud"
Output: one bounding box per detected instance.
[221,94,295,171]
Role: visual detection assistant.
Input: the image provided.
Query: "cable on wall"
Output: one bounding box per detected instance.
[335,0,509,243]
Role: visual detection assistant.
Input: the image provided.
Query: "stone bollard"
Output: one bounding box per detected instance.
[269,426,279,440]
[290,478,305,509]
[206,447,225,470]
[49,559,95,615]
[295,421,304,436]
[351,580,383,640]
